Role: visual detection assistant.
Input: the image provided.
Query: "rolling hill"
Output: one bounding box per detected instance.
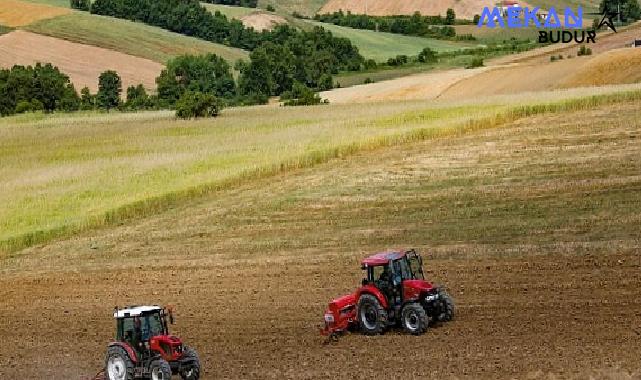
[24,11,249,64]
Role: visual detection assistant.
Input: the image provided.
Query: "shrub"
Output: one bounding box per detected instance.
[363,59,377,70]
[70,0,91,11]
[97,70,122,110]
[281,82,325,106]
[266,4,275,12]
[465,57,484,69]
[15,100,34,114]
[364,77,374,84]
[577,45,592,56]
[418,47,437,63]
[175,91,221,119]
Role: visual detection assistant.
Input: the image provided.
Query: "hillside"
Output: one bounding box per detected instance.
[2,92,641,379]
[25,11,249,64]
[257,0,326,16]
[319,0,500,19]
[0,30,163,92]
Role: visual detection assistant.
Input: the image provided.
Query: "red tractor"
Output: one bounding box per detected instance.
[321,249,454,337]
[105,305,200,380]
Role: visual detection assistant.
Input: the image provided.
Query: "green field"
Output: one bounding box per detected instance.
[20,0,70,7]
[25,12,249,64]
[201,2,258,18]
[257,0,325,16]
[305,21,474,61]
[2,88,641,253]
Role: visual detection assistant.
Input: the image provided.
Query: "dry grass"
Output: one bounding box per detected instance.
[562,48,641,88]
[0,0,70,27]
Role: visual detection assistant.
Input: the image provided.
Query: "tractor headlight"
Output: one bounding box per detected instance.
[424,294,439,302]
[324,313,334,323]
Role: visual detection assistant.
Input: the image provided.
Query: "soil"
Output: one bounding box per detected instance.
[0,30,163,93]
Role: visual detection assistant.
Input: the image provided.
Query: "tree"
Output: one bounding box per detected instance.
[238,48,274,97]
[281,81,325,106]
[445,8,456,25]
[97,70,122,110]
[157,54,235,105]
[600,0,641,21]
[80,87,95,110]
[418,47,437,63]
[175,91,221,118]
[125,84,152,110]
[70,0,91,11]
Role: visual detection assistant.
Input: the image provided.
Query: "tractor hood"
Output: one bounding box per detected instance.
[152,335,182,345]
[403,279,437,301]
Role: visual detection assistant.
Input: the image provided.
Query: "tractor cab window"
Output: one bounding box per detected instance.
[372,265,391,284]
[392,258,412,281]
[406,252,424,280]
[141,312,165,340]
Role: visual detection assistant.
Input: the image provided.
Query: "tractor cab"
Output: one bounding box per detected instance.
[361,249,434,307]
[107,305,200,380]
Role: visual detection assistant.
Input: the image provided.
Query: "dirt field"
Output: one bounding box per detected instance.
[240,12,288,31]
[0,30,163,92]
[0,0,70,27]
[319,0,531,19]
[1,100,640,379]
[323,22,641,104]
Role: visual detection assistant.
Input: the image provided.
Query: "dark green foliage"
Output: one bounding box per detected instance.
[175,91,221,118]
[157,54,235,105]
[600,0,640,21]
[363,59,377,70]
[364,77,374,84]
[314,11,465,40]
[97,70,122,110]
[202,0,257,6]
[465,57,484,69]
[80,87,95,110]
[266,4,275,12]
[577,45,592,56]
[387,55,408,66]
[418,47,437,63]
[0,63,79,116]
[473,14,480,24]
[70,0,91,11]
[445,8,456,25]
[281,82,325,106]
[125,84,156,110]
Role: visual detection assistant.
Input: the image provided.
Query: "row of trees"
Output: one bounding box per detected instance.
[88,0,363,97]
[201,0,257,7]
[313,10,467,40]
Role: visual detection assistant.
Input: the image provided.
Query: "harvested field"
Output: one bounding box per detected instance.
[1,100,640,379]
[562,48,641,88]
[0,30,163,92]
[240,12,288,31]
[0,0,70,27]
[319,0,531,19]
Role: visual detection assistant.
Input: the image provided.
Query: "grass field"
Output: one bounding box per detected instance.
[20,0,70,7]
[25,12,249,64]
[2,89,641,254]
[306,21,473,61]
[201,3,257,18]
[257,0,326,16]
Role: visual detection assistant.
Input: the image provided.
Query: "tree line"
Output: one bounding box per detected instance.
[201,0,257,7]
[312,10,474,40]
[87,0,363,98]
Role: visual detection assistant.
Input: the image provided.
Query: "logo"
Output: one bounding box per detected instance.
[477,5,601,44]
[587,7,619,32]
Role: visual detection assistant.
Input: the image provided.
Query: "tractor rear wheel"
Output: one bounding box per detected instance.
[401,303,429,335]
[179,346,201,380]
[150,358,172,380]
[105,346,135,380]
[437,289,455,322]
[358,294,388,335]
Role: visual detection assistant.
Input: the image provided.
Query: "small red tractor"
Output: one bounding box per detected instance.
[321,249,454,337]
[105,305,200,380]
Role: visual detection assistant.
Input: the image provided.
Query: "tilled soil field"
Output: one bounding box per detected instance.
[1,102,641,379]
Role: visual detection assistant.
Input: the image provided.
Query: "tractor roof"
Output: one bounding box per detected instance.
[114,305,162,318]
[361,251,406,266]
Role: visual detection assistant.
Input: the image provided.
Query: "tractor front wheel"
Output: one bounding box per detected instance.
[105,346,135,380]
[437,289,455,322]
[358,294,388,335]
[179,346,201,380]
[150,358,172,380]
[401,303,429,335]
